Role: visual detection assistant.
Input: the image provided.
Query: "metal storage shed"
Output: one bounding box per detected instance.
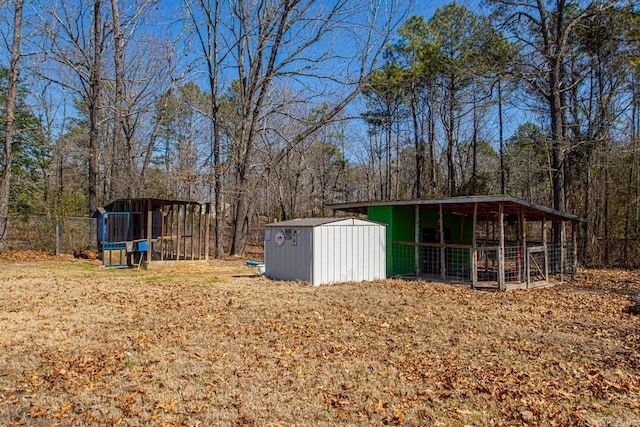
[264,218,386,286]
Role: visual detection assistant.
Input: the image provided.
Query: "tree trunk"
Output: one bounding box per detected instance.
[225,0,400,255]
[498,80,505,194]
[411,92,423,199]
[0,0,24,251]
[472,92,478,194]
[88,0,103,214]
[110,0,124,200]
[549,55,566,245]
[428,93,437,195]
[447,79,456,197]
[187,0,225,257]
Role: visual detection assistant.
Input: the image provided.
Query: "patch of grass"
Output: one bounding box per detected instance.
[70,261,101,270]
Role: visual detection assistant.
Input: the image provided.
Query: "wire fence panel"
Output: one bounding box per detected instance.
[526,246,548,284]
[504,246,526,284]
[6,216,97,254]
[548,242,577,280]
[393,241,577,288]
[474,246,499,284]
[392,242,472,283]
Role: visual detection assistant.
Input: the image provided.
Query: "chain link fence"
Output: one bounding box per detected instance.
[5,216,97,254]
[4,216,265,257]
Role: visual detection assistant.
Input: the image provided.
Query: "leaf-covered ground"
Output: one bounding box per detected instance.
[0,255,638,426]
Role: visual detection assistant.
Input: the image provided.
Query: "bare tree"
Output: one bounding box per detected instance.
[0,0,24,250]
[109,0,124,199]
[108,0,162,200]
[185,0,227,258]
[32,0,108,214]
[88,0,104,213]
[225,0,411,256]
[489,0,607,242]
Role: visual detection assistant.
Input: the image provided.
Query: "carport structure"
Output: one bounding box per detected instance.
[329,195,584,290]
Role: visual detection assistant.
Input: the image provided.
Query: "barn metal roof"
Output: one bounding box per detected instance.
[328,195,584,222]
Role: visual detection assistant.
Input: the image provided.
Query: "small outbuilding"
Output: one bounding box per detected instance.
[93,198,211,268]
[329,195,584,290]
[264,217,386,286]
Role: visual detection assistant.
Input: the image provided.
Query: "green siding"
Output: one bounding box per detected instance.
[368,205,474,277]
[367,206,394,274]
[368,205,415,276]
[391,206,415,275]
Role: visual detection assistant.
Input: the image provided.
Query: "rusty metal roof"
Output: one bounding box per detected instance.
[328,195,584,222]
[103,198,209,212]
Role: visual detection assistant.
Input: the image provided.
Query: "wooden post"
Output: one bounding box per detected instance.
[560,221,566,281]
[146,199,152,265]
[439,204,446,280]
[542,218,549,283]
[526,247,531,287]
[572,221,578,278]
[197,204,203,260]
[183,204,188,260]
[414,205,420,277]
[176,204,182,261]
[166,207,171,259]
[190,205,195,260]
[484,219,489,273]
[160,208,165,261]
[521,210,528,288]
[170,206,175,259]
[471,202,478,289]
[498,203,505,291]
[204,203,211,260]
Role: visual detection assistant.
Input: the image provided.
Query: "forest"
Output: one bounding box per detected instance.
[0,0,639,266]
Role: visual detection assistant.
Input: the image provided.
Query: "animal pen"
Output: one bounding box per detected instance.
[330,196,584,290]
[94,198,211,268]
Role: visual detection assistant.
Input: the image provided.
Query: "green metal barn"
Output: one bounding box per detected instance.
[329,195,584,290]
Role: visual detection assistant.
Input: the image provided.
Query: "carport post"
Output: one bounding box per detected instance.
[498,203,506,291]
[204,203,211,260]
[572,221,577,278]
[439,204,446,280]
[543,218,549,282]
[415,205,420,277]
[146,199,152,265]
[471,202,477,289]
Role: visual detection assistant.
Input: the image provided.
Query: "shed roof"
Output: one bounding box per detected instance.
[265,217,382,228]
[103,198,208,212]
[328,195,584,222]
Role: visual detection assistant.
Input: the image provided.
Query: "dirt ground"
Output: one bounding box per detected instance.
[0,251,638,426]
